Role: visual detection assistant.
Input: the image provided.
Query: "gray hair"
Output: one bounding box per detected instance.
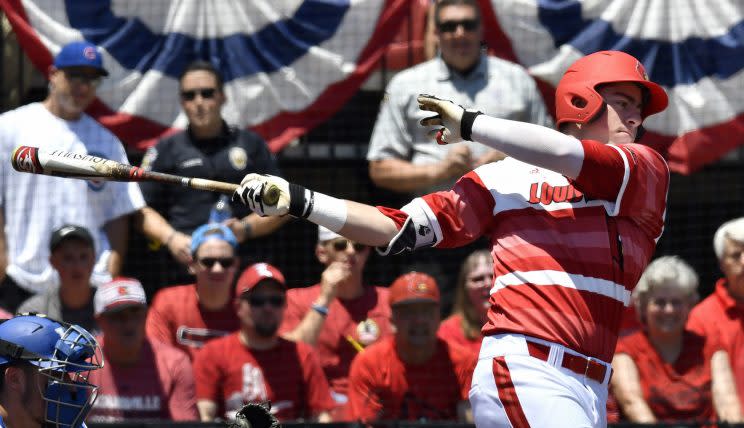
[633,256,699,317]
[713,217,744,261]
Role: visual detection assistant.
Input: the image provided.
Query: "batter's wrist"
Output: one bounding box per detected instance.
[461,110,483,141]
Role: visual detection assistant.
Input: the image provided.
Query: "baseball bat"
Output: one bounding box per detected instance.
[10,146,281,206]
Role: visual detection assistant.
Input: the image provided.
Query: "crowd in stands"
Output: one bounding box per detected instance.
[0,0,742,426]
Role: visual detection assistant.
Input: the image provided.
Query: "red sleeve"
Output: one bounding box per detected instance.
[298,343,335,414]
[614,332,639,356]
[376,171,495,249]
[348,352,384,422]
[577,141,669,239]
[167,349,199,420]
[192,342,221,401]
[146,291,176,346]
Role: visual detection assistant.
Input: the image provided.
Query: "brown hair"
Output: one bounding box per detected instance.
[452,249,491,340]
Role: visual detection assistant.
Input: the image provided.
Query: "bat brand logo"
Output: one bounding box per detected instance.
[13,146,39,173]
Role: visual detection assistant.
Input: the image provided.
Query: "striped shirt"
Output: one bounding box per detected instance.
[379,141,669,362]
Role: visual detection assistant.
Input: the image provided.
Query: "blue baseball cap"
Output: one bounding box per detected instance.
[190,224,238,254]
[53,41,109,76]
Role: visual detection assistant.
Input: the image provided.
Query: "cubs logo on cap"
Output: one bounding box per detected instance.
[388,271,440,306]
[53,41,109,76]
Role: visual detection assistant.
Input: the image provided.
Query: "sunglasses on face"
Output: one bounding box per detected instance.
[180,88,217,101]
[438,18,480,33]
[63,70,102,88]
[198,257,235,268]
[329,239,367,252]
[247,295,285,308]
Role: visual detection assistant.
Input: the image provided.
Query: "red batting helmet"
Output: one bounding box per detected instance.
[555,51,668,128]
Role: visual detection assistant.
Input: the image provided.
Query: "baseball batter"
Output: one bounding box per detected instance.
[234,50,670,427]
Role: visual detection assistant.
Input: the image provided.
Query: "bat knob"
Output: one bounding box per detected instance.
[262,185,281,206]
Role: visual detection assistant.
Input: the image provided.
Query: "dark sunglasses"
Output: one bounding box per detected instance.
[180,88,217,101]
[198,257,235,268]
[438,19,480,33]
[63,70,102,88]
[329,239,367,252]
[248,295,285,308]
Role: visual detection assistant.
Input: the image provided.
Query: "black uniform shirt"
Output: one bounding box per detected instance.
[140,122,281,233]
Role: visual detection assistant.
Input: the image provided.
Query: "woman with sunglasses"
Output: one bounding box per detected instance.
[146,224,241,360]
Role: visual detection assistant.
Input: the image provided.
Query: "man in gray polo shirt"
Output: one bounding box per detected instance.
[367,0,551,195]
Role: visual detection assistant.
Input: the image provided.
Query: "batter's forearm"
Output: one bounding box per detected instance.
[470,115,585,179]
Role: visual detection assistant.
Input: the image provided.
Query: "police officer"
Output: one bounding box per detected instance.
[140,61,286,285]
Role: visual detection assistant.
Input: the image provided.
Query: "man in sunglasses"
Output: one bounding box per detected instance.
[0,40,187,313]
[146,224,241,359]
[88,277,198,421]
[140,60,286,286]
[280,226,393,421]
[194,263,334,423]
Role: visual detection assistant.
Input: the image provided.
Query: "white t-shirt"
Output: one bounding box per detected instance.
[0,103,145,293]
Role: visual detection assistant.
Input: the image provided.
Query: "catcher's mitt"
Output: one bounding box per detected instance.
[227,401,280,428]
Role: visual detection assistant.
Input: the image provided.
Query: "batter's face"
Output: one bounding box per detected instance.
[180,70,225,131]
[465,255,493,321]
[236,282,286,338]
[721,237,744,299]
[644,285,692,337]
[192,240,238,289]
[392,302,440,348]
[48,66,101,119]
[97,305,147,349]
[436,4,482,73]
[49,239,95,289]
[580,82,643,145]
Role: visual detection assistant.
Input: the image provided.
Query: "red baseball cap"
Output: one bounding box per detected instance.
[94,277,147,316]
[389,272,440,306]
[235,263,286,297]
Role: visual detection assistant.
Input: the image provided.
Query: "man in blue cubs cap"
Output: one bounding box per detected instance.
[0,40,190,314]
[145,224,241,359]
[0,314,103,428]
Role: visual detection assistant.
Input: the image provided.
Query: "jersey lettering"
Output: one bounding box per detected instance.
[528,182,584,205]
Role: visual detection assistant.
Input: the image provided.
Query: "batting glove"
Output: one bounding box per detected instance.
[417,94,482,145]
[233,173,291,217]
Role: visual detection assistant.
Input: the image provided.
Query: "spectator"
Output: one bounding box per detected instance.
[17,225,99,333]
[437,248,492,353]
[140,60,287,284]
[688,217,744,411]
[88,277,198,421]
[146,224,241,359]
[281,226,393,420]
[0,40,189,313]
[348,272,475,422]
[612,256,741,423]
[194,263,334,423]
[367,0,550,196]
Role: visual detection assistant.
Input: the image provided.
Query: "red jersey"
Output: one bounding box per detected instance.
[379,142,669,362]
[193,332,335,421]
[437,313,482,354]
[146,284,240,359]
[615,330,718,422]
[88,337,197,421]
[348,337,476,422]
[280,285,393,395]
[687,279,744,409]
